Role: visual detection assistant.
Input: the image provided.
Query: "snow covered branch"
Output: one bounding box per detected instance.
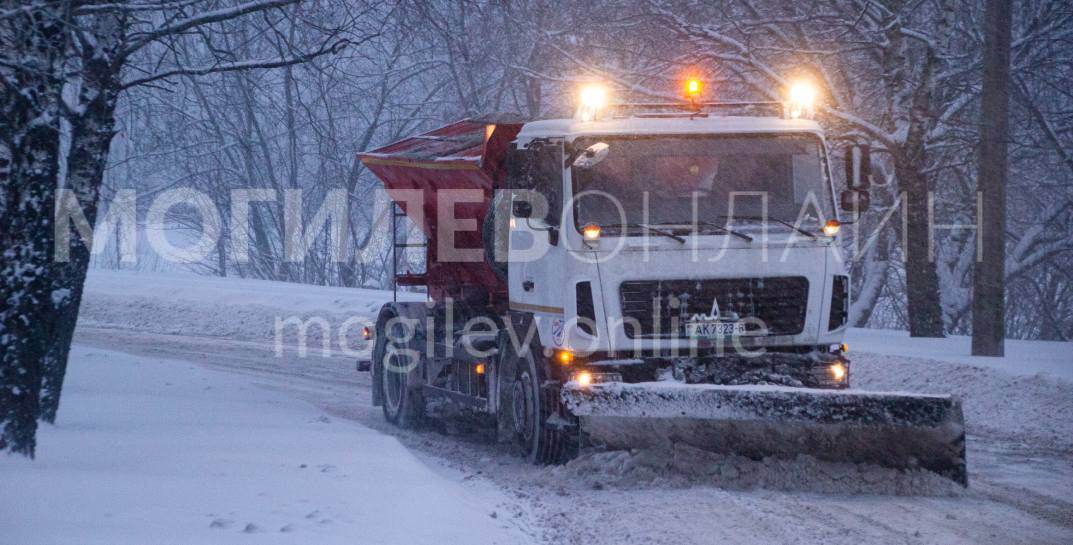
[120,38,350,90]
[121,0,298,58]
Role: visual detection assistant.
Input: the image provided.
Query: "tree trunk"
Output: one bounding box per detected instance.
[851,229,891,328]
[0,3,67,455]
[894,152,946,337]
[972,0,1011,356]
[39,12,124,423]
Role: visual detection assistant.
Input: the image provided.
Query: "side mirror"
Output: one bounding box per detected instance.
[844,144,872,189]
[512,200,533,218]
[840,189,870,213]
[572,142,610,169]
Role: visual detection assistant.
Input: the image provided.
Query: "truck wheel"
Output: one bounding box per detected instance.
[506,340,572,464]
[379,315,424,428]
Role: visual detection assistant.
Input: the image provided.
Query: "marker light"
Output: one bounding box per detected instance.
[577,85,608,122]
[685,78,702,98]
[574,371,593,387]
[822,219,841,236]
[556,350,575,365]
[582,223,601,241]
[829,363,847,381]
[787,81,817,119]
[361,326,372,340]
[475,362,486,375]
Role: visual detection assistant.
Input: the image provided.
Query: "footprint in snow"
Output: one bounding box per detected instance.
[209,518,233,529]
[243,523,261,533]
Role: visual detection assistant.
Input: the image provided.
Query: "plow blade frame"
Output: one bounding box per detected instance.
[561,383,967,486]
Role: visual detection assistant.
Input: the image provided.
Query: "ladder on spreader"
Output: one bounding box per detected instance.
[391,202,428,302]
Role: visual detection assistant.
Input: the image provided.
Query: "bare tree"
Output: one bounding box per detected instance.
[2,0,357,456]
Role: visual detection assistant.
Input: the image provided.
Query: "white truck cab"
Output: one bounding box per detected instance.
[506,113,853,366]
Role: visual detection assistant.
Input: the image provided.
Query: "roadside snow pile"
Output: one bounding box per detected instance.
[85,268,408,314]
[79,294,310,341]
[852,352,1073,451]
[79,269,422,343]
[849,327,1072,382]
[847,328,1073,451]
[554,445,963,496]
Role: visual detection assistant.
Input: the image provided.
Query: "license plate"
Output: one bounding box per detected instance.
[685,320,746,338]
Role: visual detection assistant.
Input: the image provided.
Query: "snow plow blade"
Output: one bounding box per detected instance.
[561,383,967,486]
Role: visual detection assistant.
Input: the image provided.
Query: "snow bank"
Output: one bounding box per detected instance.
[79,269,422,343]
[844,329,1073,451]
[849,327,1072,382]
[852,351,1073,451]
[85,268,423,314]
[0,347,532,545]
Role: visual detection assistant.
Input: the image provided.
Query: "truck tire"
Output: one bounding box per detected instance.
[376,307,425,428]
[501,334,573,464]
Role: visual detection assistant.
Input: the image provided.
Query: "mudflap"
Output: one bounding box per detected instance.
[561,382,967,486]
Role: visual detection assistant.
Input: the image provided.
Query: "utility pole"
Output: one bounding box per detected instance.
[972,0,1012,356]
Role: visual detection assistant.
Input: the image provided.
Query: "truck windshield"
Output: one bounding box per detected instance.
[571,134,833,234]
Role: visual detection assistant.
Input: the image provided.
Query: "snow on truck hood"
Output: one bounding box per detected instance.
[516,115,824,143]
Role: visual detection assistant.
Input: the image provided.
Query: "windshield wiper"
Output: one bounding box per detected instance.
[612,223,686,244]
[720,215,817,239]
[693,221,754,243]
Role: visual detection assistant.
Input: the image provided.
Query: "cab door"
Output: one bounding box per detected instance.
[507,139,567,320]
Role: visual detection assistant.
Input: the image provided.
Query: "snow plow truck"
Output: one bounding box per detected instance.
[357,79,968,485]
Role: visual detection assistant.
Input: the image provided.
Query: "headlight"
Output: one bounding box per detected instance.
[575,371,593,387]
[829,362,847,381]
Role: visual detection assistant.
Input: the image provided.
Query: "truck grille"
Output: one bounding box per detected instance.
[619,277,809,338]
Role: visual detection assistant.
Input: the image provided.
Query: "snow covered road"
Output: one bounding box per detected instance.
[5,270,1071,544]
[0,346,535,545]
[63,323,1072,544]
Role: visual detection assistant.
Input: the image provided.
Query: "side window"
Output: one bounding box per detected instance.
[532,142,563,218]
[506,140,563,222]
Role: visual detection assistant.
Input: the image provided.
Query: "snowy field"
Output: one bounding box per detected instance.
[3,268,1071,544]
